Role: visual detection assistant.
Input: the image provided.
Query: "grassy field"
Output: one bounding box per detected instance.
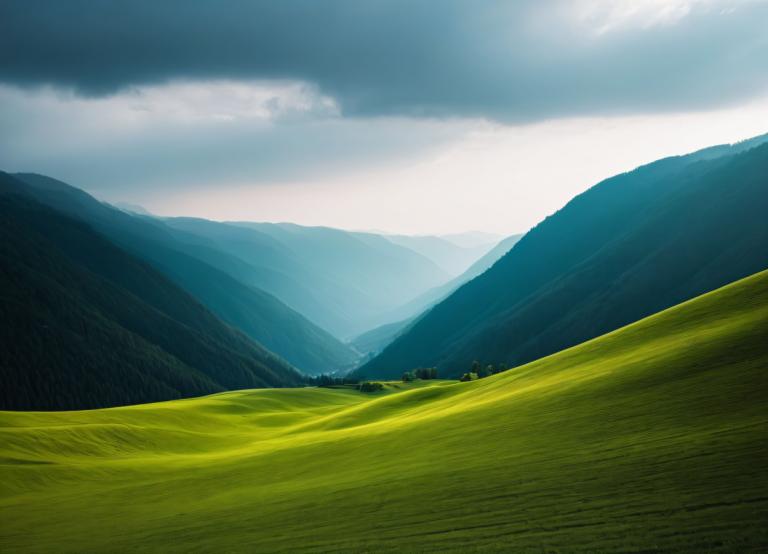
[1,270,767,553]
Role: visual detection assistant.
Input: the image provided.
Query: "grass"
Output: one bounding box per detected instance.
[1,269,767,553]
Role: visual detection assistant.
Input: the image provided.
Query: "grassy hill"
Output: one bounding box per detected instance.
[1,269,767,552]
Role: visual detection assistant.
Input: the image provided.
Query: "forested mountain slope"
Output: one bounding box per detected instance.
[9,174,358,374]
[360,136,768,378]
[0,176,303,410]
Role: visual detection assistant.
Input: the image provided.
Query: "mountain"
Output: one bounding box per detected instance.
[113,201,152,216]
[383,234,495,275]
[358,135,768,378]
[0,174,303,410]
[460,233,525,278]
[439,230,503,248]
[216,221,452,337]
[4,268,766,551]
[348,317,416,359]
[9,173,358,375]
[350,233,524,357]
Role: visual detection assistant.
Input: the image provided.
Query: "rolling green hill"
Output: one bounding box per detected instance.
[2,269,766,552]
[359,135,768,379]
[0,175,303,410]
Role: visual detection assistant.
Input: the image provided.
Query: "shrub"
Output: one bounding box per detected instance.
[359,381,384,393]
[460,372,478,382]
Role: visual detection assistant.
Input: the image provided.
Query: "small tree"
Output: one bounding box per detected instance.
[471,360,481,375]
[482,364,495,378]
[402,371,414,382]
[460,372,478,382]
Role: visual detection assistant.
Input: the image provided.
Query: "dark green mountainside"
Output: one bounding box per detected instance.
[359,136,768,379]
[9,174,358,375]
[0,174,303,410]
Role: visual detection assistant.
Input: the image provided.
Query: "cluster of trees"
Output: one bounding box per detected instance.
[401,367,438,382]
[305,374,384,393]
[358,381,384,392]
[460,361,508,382]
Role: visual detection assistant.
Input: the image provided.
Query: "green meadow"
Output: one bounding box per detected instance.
[1,270,767,553]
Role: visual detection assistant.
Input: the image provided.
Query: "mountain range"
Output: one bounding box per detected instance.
[0,174,303,410]
[168,218,463,339]
[358,135,768,378]
[2,133,767,409]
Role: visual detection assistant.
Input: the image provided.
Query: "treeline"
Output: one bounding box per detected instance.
[305,374,360,387]
[401,367,438,382]
[305,374,387,393]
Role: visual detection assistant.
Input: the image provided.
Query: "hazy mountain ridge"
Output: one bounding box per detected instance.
[226,221,454,337]
[350,233,524,357]
[9,173,359,375]
[382,234,496,275]
[0,175,303,410]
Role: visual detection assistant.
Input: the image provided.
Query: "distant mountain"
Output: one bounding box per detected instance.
[9,174,358,375]
[383,234,495,275]
[358,135,768,379]
[217,221,452,338]
[349,317,416,360]
[113,201,152,216]
[0,174,303,410]
[350,233,523,357]
[439,231,503,249]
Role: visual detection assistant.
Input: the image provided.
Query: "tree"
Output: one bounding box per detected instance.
[460,372,478,382]
[471,360,481,374]
[402,371,414,382]
[483,364,495,377]
[412,367,438,380]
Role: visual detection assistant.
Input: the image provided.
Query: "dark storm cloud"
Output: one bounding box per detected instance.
[2,0,767,122]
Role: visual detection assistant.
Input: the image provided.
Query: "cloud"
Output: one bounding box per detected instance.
[0,83,474,193]
[2,0,767,122]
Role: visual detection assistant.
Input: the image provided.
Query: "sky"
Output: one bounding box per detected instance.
[1,0,767,235]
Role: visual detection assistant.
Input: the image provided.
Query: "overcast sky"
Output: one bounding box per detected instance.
[2,0,767,234]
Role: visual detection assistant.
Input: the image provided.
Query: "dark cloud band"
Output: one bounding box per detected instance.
[2,0,767,121]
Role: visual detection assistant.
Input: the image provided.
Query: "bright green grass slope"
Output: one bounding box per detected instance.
[2,270,768,553]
